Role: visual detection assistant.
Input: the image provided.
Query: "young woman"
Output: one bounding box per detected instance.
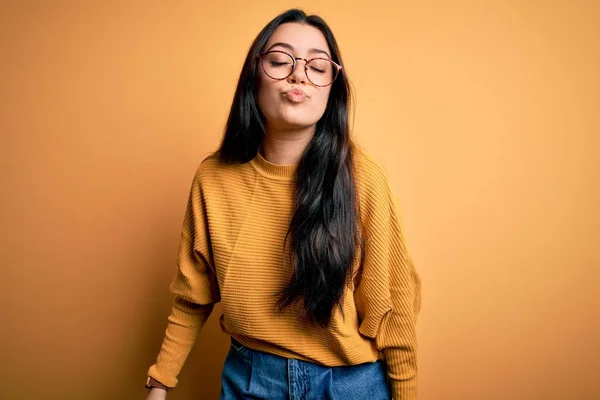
[145,8,421,400]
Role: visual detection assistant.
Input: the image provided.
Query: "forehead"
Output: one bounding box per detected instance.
[264,23,330,55]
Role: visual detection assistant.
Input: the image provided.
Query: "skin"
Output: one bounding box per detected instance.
[145,388,167,400]
[257,22,334,166]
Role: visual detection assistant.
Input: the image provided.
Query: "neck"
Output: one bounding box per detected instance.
[260,125,315,165]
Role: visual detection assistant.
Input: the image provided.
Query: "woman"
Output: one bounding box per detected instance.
[145,8,421,400]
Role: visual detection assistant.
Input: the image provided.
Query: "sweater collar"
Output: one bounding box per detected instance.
[250,151,297,181]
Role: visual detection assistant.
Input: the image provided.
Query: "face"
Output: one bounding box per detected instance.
[257,22,334,133]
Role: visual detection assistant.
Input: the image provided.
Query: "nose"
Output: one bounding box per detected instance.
[287,58,307,84]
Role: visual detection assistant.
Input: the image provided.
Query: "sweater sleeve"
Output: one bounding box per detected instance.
[147,165,221,388]
[354,164,422,400]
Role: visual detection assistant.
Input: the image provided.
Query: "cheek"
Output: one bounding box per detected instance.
[257,76,279,116]
[308,88,331,121]
[315,89,331,113]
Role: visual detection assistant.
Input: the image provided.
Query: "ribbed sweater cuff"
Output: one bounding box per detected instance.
[389,378,417,400]
[147,365,178,388]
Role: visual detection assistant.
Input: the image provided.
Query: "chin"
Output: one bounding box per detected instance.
[279,112,317,128]
[282,120,315,130]
[284,116,312,125]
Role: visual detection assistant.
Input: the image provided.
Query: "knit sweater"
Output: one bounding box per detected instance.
[147,143,421,399]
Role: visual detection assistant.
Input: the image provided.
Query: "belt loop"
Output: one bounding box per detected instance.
[288,358,297,400]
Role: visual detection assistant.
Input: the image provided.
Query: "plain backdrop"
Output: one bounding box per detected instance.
[1,1,598,399]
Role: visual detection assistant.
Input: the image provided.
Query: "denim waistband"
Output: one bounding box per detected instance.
[223,336,390,399]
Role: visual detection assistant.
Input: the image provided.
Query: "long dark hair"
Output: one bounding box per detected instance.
[216,9,361,327]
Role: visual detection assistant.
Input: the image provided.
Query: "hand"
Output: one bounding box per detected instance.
[145,388,167,400]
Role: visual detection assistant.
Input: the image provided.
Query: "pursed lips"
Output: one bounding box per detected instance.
[284,88,308,102]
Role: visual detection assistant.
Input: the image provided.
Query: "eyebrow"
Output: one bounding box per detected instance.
[266,42,332,59]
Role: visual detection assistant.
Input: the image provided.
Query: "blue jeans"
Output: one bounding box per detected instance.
[220,337,391,400]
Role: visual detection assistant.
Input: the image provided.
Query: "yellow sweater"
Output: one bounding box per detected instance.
[148,143,421,399]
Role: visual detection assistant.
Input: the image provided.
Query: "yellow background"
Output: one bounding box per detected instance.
[1,1,598,399]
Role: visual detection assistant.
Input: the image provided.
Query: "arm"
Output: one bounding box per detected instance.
[355,167,421,399]
[147,164,221,388]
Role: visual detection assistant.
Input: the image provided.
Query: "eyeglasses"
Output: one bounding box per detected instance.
[257,50,342,87]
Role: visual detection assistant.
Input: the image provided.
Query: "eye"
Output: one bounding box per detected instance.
[308,66,326,74]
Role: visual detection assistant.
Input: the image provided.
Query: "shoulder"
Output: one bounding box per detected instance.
[351,143,408,240]
[351,141,394,205]
[195,151,220,179]
[192,151,242,186]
